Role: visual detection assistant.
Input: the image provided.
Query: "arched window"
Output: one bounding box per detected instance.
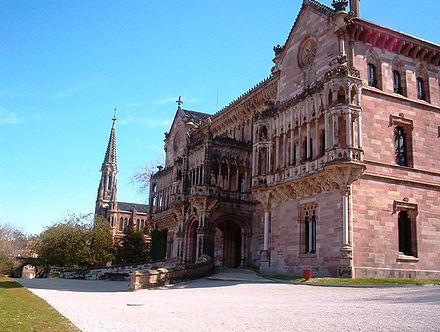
[367,63,377,87]
[327,90,333,106]
[119,218,123,232]
[416,78,426,101]
[337,86,346,104]
[350,86,358,105]
[393,71,402,94]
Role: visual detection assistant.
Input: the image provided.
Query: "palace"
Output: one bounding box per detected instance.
[99,0,440,278]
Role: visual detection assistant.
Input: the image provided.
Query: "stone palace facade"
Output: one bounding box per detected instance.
[107,0,440,278]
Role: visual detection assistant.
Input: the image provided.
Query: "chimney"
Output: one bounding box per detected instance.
[350,0,360,17]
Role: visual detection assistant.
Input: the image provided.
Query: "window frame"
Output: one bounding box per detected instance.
[393,200,418,260]
[367,63,377,87]
[389,114,414,168]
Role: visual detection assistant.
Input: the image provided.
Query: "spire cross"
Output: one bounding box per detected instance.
[112,108,117,127]
[176,96,183,108]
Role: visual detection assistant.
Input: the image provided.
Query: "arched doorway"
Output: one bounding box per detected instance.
[214,219,245,268]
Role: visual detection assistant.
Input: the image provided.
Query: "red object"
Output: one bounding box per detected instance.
[303,268,312,280]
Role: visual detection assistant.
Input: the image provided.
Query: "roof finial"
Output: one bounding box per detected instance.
[176,96,183,108]
[112,108,117,127]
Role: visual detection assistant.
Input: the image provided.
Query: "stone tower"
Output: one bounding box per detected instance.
[95,114,118,220]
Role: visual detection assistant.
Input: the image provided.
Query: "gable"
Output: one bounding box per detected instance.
[277,4,339,101]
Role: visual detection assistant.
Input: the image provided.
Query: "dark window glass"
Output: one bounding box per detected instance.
[304,215,309,254]
[393,71,402,94]
[398,211,412,255]
[310,214,316,254]
[394,126,407,166]
[303,140,307,161]
[320,132,326,156]
[367,64,377,87]
[309,138,313,160]
[416,78,425,100]
[293,144,297,165]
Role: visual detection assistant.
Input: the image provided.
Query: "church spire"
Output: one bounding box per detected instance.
[102,108,118,170]
[95,111,119,217]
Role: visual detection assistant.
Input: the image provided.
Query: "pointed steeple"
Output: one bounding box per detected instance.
[102,110,117,170]
[95,110,119,217]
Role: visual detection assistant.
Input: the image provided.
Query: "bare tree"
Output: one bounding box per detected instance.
[131,156,165,196]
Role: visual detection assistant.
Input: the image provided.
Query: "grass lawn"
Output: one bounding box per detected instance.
[266,275,440,285]
[0,277,79,332]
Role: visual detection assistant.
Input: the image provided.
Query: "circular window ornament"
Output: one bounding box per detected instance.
[299,37,317,69]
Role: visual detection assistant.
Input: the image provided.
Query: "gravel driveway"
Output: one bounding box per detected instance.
[16,273,440,332]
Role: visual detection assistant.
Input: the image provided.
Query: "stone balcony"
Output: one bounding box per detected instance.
[252,146,364,187]
[189,185,252,202]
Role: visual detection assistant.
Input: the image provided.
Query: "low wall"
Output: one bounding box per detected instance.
[129,256,214,290]
[59,260,170,280]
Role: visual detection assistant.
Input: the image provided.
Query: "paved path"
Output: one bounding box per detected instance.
[16,271,440,332]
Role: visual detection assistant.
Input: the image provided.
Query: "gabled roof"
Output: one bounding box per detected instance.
[182,109,211,123]
[118,201,149,213]
[101,116,117,170]
[277,0,334,61]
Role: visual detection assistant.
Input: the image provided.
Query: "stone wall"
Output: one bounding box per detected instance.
[129,256,214,290]
[59,260,170,280]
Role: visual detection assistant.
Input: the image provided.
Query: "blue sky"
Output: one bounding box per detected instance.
[1,1,439,235]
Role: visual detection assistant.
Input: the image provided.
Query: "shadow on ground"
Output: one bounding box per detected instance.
[13,268,274,293]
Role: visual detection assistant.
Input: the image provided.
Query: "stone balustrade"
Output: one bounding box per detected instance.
[129,256,214,290]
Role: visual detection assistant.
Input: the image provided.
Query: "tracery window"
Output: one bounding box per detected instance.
[300,204,317,255]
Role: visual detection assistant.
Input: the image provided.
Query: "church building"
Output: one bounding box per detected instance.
[95,115,149,240]
[106,0,440,278]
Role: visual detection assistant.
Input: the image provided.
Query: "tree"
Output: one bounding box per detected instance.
[35,214,116,268]
[131,156,165,195]
[115,224,149,264]
[89,216,115,266]
[0,223,27,275]
[35,215,91,268]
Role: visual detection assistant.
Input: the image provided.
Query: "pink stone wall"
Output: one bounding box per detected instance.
[278,7,338,102]
[352,177,440,278]
[361,90,440,173]
[353,42,440,107]
[262,189,343,277]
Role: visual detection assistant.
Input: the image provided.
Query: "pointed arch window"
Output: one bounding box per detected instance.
[416,78,426,101]
[367,64,377,87]
[393,71,403,95]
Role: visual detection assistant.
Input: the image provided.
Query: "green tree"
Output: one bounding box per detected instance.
[36,216,91,268]
[89,216,115,266]
[116,224,149,263]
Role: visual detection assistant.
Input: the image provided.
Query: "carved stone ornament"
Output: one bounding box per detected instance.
[298,37,317,69]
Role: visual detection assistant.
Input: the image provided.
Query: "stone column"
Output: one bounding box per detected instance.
[324,112,329,150]
[306,121,311,160]
[227,164,231,190]
[268,143,272,172]
[290,129,294,165]
[261,209,270,262]
[298,126,302,162]
[252,147,257,177]
[357,113,363,148]
[346,110,352,147]
[339,186,353,277]
[275,136,279,170]
[333,112,339,147]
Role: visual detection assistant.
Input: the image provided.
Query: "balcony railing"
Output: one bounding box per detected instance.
[252,147,364,187]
